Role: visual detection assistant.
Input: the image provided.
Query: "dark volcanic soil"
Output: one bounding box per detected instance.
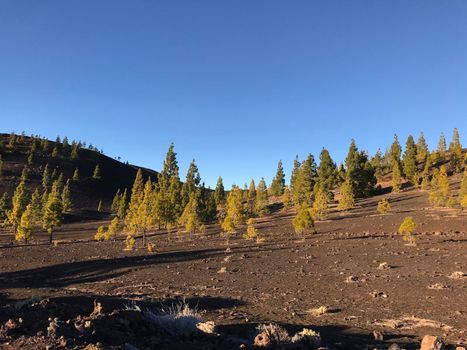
[0,186,466,349]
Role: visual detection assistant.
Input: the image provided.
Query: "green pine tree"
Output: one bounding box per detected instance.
[92,164,101,180]
[317,148,337,200]
[16,203,34,243]
[438,133,447,158]
[42,164,50,192]
[0,193,9,222]
[181,159,201,208]
[43,183,63,243]
[371,149,384,182]
[221,185,245,234]
[270,160,286,196]
[337,175,355,211]
[459,170,467,209]
[429,166,451,207]
[247,179,256,216]
[402,135,418,183]
[179,191,203,234]
[416,132,429,163]
[72,168,79,181]
[292,203,315,234]
[255,178,269,216]
[391,162,402,193]
[214,176,226,207]
[389,134,402,168]
[449,128,463,173]
[7,180,29,231]
[61,179,72,212]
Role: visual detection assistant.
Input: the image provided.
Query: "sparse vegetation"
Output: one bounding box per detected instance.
[398,216,416,245]
[377,198,391,214]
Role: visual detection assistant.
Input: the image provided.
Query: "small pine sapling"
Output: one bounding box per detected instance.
[398,216,416,245]
[377,198,391,214]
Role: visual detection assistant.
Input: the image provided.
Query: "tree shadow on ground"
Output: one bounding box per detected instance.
[0,244,290,290]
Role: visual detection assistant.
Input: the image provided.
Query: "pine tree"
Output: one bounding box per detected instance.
[7,180,29,231]
[344,140,376,198]
[317,148,337,200]
[157,144,181,228]
[0,193,9,222]
[29,189,43,228]
[179,191,203,234]
[312,184,328,220]
[449,128,463,173]
[70,142,79,160]
[282,186,292,211]
[52,147,59,158]
[398,216,416,245]
[136,178,156,246]
[214,176,226,208]
[402,135,418,182]
[292,154,316,206]
[292,203,315,234]
[221,185,244,234]
[438,133,447,158]
[459,170,467,209]
[255,178,269,216]
[105,217,120,240]
[92,164,101,180]
[117,188,128,220]
[270,160,286,196]
[391,162,402,193]
[420,154,431,190]
[290,156,301,194]
[72,168,79,181]
[337,176,355,211]
[20,166,28,182]
[27,152,33,165]
[94,225,106,241]
[124,169,145,233]
[62,136,69,152]
[429,166,451,207]
[8,133,17,152]
[61,179,72,212]
[43,183,63,243]
[111,189,121,213]
[416,132,429,163]
[389,134,402,168]
[42,164,50,192]
[371,149,384,182]
[16,203,34,243]
[247,179,256,216]
[181,159,201,208]
[41,138,49,153]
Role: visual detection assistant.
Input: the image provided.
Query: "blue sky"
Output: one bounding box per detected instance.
[0,1,466,188]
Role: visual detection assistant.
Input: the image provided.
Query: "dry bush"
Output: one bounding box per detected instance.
[377,198,391,214]
[147,242,156,253]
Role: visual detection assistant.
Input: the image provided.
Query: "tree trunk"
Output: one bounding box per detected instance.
[142,229,146,247]
[49,229,53,244]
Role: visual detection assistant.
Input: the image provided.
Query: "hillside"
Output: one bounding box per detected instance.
[0,133,158,218]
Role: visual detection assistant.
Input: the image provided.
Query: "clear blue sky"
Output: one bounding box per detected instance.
[1,1,466,188]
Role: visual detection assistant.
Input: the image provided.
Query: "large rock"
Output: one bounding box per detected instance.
[420,335,444,350]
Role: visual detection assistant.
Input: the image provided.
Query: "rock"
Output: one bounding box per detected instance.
[420,335,444,350]
[254,331,271,347]
[373,330,383,341]
[90,300,103,317]
[388,344,401,350]
[196,321,216,334]
[84,344,104,350]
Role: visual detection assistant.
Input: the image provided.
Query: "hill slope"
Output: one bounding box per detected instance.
[0,133,158,217]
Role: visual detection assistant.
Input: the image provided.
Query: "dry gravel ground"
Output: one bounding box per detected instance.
[0,186,466,349]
